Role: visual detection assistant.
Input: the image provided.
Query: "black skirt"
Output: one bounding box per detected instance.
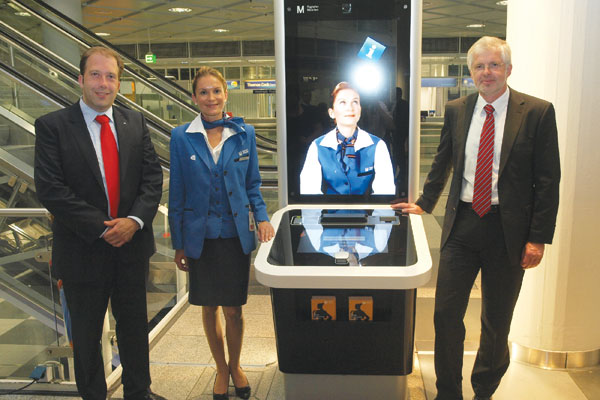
[187,237,251,306]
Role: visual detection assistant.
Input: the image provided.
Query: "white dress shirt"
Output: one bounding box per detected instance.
[79,99,143,230]
[460,88,510,205]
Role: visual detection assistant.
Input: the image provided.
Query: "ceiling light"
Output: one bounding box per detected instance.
[15,11,31,16]
[496,1,508,5]
[168,7,192,13]
[466,23,486,28]
[95,32,111,37]
[213,28,229,33]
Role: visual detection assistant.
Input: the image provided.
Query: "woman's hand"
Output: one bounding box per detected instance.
[257,221,275,243]
[174,249,189,271]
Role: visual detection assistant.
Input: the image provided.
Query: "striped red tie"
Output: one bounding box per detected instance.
[95,114,120,219]
[472,104,495,217]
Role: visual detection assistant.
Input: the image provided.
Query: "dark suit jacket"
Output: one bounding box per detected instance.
[34,102,163,282]
[416,88,560,266]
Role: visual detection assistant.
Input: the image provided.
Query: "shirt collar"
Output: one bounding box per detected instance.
[79,98,114,126]
[321,127,374,150]
[475,87,510,115]
[185,113,237,143]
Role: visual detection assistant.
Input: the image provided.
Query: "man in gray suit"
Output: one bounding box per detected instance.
[393,36,560,400]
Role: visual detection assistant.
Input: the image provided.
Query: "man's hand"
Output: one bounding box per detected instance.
[174,249,188,272]
[520,242,545,269]
[257,221,275,243]
[103,218,139,247]
[391,201,425,215]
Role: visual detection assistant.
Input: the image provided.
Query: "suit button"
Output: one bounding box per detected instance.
[214,173,218,177]
[234,212,238,217]
[224,171,228,176]
[208,211,211,215]
[344,182,349,185]
[215,187,219,191]
[229,191,233,196]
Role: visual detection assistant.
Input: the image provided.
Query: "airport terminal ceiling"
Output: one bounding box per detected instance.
[72,0,507,45]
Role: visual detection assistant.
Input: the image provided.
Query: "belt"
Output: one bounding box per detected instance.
[459,200,500,214]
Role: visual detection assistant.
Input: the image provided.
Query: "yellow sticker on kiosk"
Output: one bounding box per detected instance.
[311,296,336,321]
[349,296,373,321]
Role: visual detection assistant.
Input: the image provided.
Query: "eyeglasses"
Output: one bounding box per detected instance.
[472,62,505,72]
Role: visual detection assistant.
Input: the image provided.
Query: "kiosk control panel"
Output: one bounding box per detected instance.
[268,208,416,267]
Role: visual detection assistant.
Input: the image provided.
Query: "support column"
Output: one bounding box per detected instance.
[507,0,600,368]
[41,0,83,68]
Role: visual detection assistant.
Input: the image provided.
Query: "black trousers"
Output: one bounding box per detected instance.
[434,202,524,400]
[62,254,151,400]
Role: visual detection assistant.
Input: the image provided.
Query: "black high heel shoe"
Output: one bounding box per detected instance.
[213,372,229,400]
[234,384,251,400]
[229,367,251,399]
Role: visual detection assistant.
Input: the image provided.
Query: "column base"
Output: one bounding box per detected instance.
[283,373,407,400]
[510,342,600,370]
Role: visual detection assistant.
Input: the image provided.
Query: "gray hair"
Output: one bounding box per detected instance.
[467,36,512,70]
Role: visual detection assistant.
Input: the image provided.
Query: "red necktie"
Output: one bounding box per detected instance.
[95,115,120,218]
[472,104,495,217]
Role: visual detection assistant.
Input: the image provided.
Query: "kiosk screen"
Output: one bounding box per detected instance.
[284,0,412,204]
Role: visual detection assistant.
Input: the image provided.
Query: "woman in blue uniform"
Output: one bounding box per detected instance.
[299,82,395,195]
[169,67,274,400]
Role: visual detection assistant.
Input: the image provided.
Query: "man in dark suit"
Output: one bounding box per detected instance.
[393,36,560,400]
[34,47,164,400]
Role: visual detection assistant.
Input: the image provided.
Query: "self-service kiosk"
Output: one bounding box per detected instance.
[254,1,430,399]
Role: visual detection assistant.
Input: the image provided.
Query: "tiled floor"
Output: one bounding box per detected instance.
[2,189,600,399]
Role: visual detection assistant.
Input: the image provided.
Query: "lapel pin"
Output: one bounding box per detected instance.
[190,155,196,160]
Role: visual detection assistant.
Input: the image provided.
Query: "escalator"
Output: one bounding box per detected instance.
[0,0,279,384]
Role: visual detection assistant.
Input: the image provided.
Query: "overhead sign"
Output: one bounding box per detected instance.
[227,80,241,90]
[145,52,156,64]
[244,80,276,90]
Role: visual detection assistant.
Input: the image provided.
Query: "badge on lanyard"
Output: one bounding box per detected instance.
[249,211,256,231]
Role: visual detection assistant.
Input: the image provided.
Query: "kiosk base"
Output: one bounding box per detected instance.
[271,288,416,375]
[283,373,408,400]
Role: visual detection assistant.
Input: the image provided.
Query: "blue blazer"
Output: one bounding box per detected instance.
[168,119,268,259]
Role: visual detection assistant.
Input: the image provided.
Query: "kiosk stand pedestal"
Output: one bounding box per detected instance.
[254,206,431,400]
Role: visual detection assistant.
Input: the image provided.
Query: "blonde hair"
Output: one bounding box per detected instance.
[192,66,227,94]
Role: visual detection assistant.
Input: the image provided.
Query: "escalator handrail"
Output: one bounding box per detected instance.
[9,0,280,150]
[10,0,198,116]
[0,59,172,170]
[1,21,176,136]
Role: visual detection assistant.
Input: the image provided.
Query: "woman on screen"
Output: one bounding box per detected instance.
[299,82,395,195]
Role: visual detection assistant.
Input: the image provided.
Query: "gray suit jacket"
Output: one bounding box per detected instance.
[34,103,163,282]
[416,88,560,265]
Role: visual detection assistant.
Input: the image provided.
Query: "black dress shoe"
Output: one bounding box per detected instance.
[145,391,167,400]
[473,396,492,400]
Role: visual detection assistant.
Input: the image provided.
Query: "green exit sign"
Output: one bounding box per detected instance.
[145,53,156,63]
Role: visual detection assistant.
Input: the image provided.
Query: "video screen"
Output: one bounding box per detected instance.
[284,0,411,204]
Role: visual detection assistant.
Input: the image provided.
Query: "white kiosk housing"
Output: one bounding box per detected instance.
[254,1,430,399]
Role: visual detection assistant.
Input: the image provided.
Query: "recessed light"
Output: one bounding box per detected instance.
[466,23,485,28]
[168,7,192,13]
[15,11,31,16]
[496,0,508,5]
[95,32,111,37]
[213,28,229,33]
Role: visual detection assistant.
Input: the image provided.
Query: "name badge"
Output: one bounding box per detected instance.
[249,211,255,232]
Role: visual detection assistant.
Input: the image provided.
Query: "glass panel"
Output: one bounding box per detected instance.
[225,66,241,79]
